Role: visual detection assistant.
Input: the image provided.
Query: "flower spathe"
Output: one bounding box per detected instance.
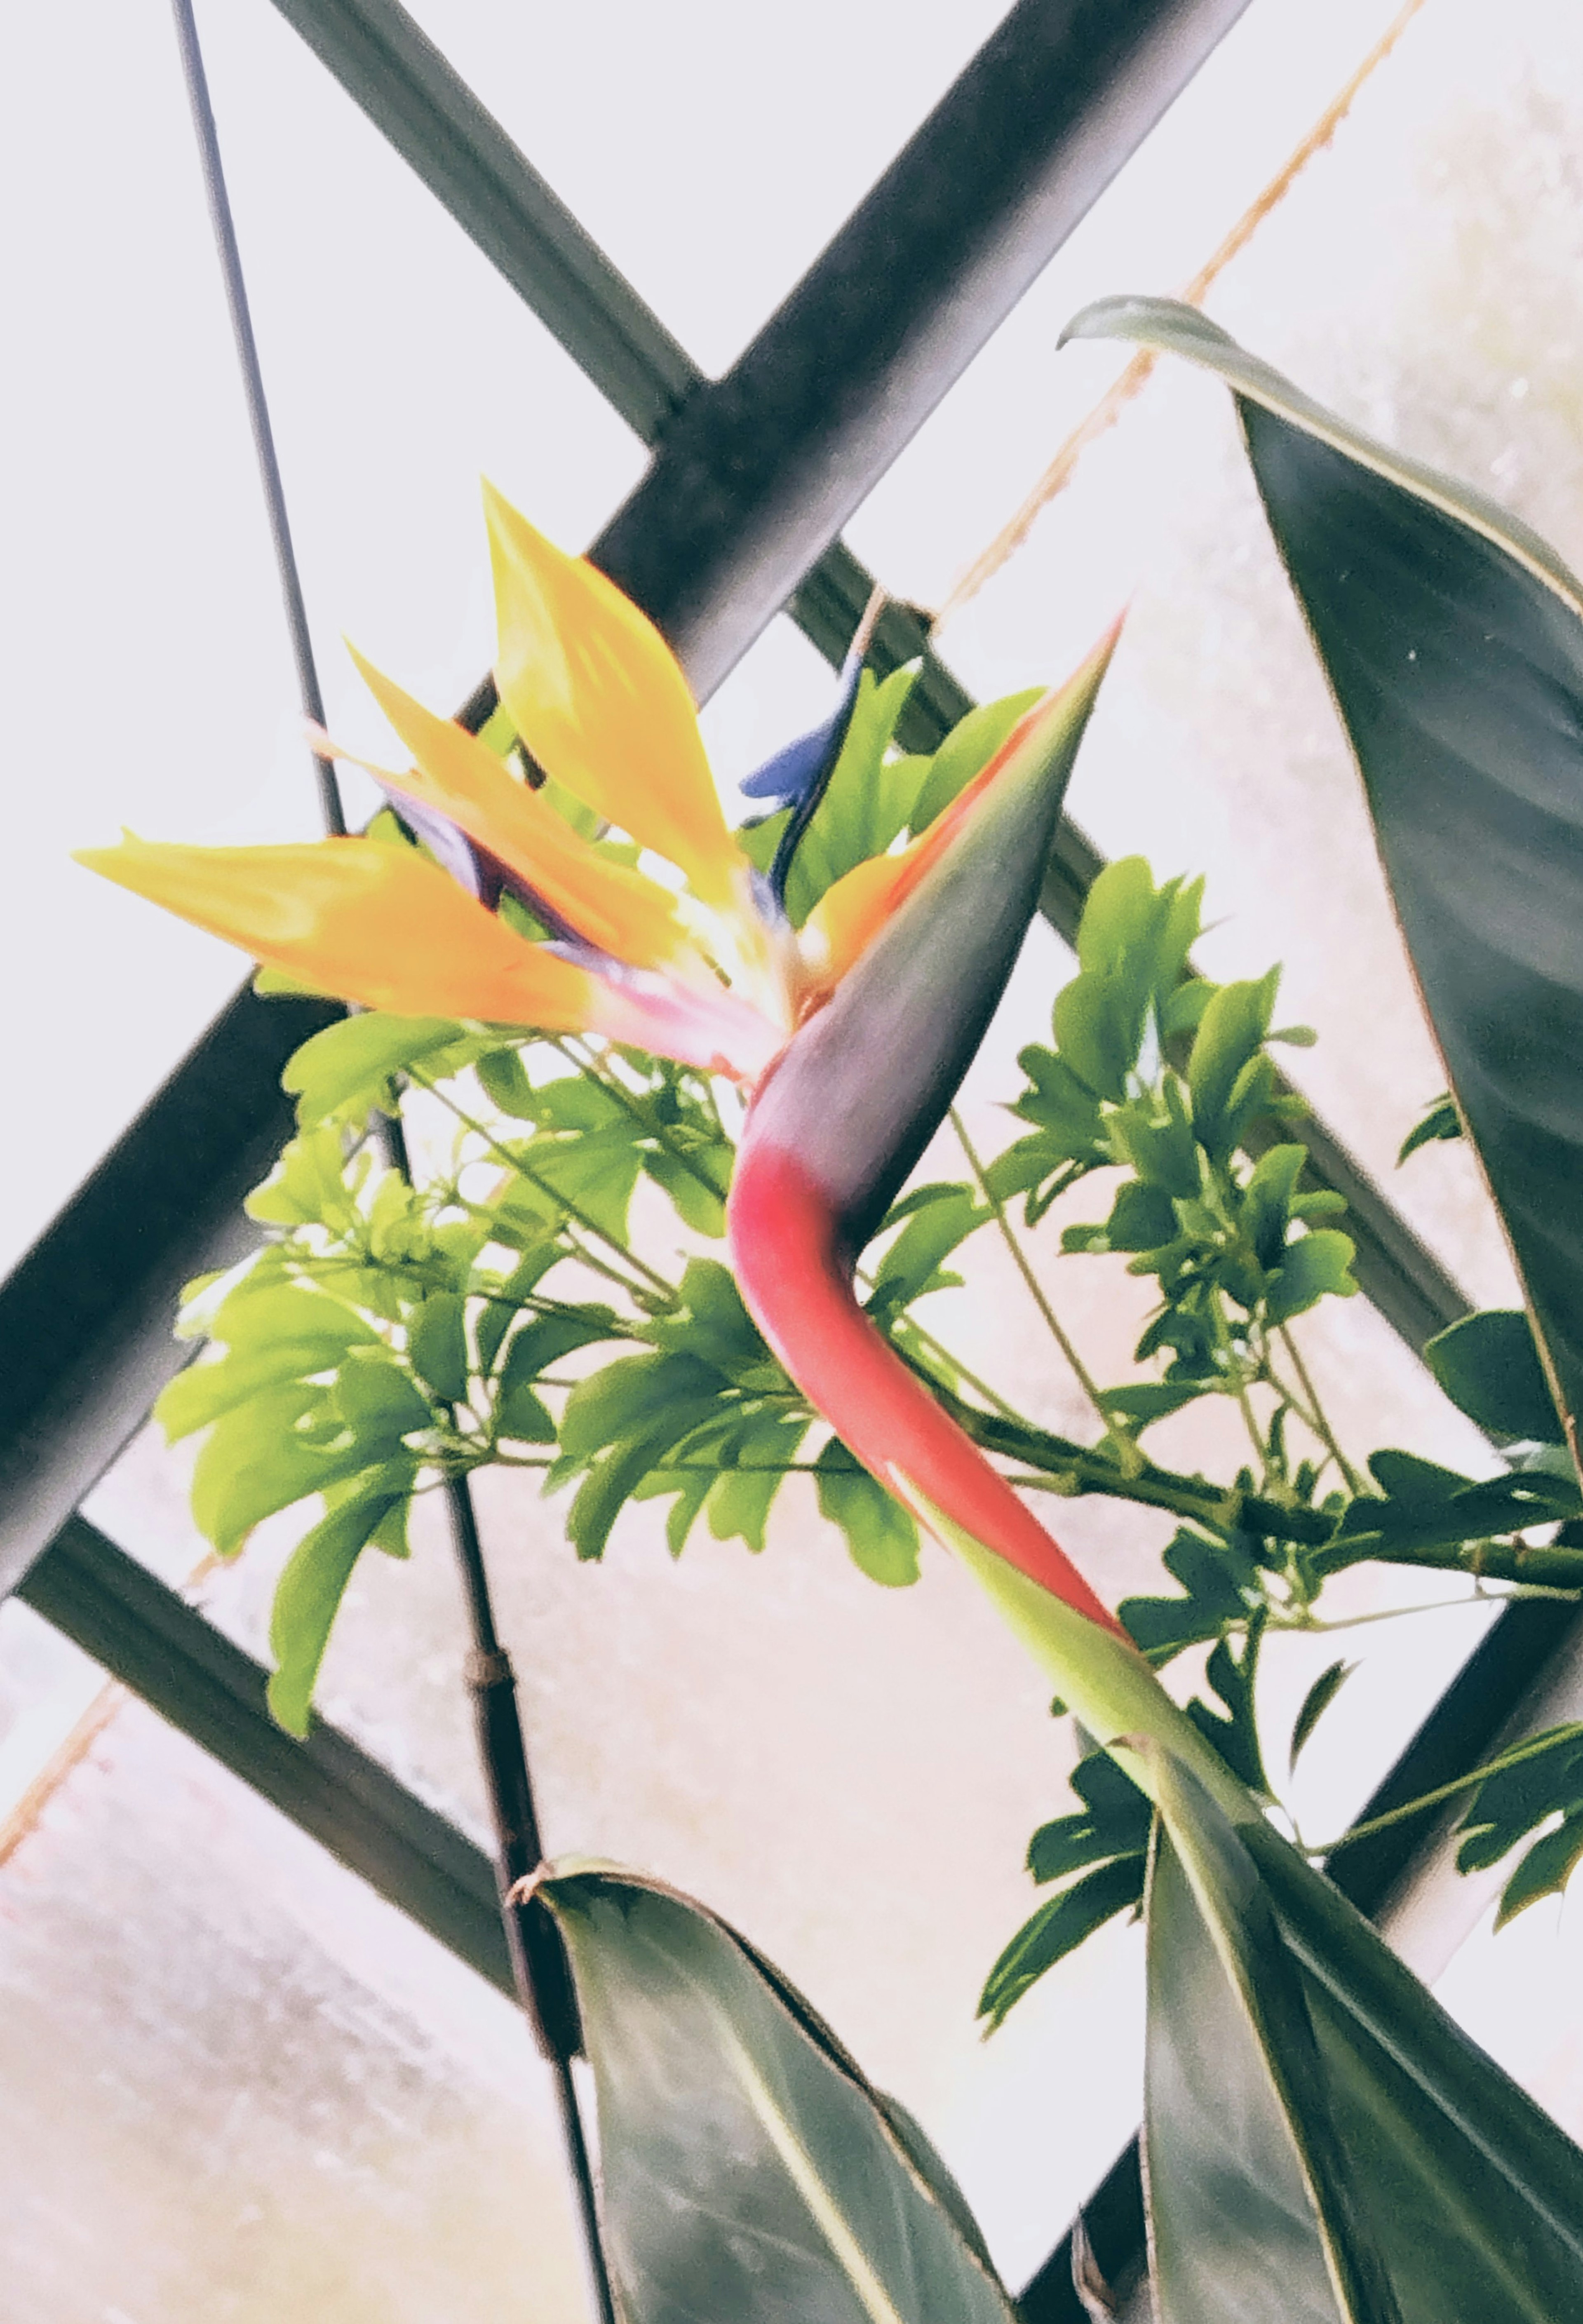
[80,484,1132,1641]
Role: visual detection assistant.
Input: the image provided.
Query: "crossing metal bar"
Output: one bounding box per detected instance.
[0,0,1470,1601]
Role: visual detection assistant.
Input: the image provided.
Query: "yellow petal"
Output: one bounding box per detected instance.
[77,833,614,1030]
[344,643,698,973]
[483,482,741,906]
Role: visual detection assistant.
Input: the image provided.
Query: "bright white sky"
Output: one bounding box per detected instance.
[10,2,1583,2293]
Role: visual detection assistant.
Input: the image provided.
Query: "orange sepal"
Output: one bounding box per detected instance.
[484,484,742,906]
[343,644,700,974]
[801,629,1121,995]
[76,833,616,1030]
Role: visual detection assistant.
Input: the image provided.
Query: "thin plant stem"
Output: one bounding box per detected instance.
[949,1108,1114,1435]
[412,1069,677,1302]
[1278,1322,1365,1496]
[873,1300,1026,1423]
[1270,1593,1498,1635]
[1309,1721,1583,1858]
[1208,1289,1270,1477]
[554,1035,730,1202]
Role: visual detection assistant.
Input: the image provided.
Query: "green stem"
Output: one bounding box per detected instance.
[555,1036,731,1202]
[411,1069,678,1303]
[1209,1288,1269,1478]
[940,1387,1336,1542]
[1312,1721,1583,1857]
[1317,1528,1583,1590]
[874,1305,1026,1424]
[950,1108,1116,1438]
[1269,1593,1497,1635]
[1276,1322,1365,1496]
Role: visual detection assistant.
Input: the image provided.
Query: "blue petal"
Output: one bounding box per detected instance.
[378,784,585,944]
[739,588,885,816]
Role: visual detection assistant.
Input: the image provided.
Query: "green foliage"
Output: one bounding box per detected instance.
[1119,1526,1264,1660]
[1399,1092,1462,1163]
[1425,1308,1565,1444]
[1289,1658,1355,1772]
[542,1862,1021,2322]
[1457,1724,1583,1927]
[173,668,1583,2057]
[979,1747,1151,2030]
[1005,859,1349,1482]
[738,678,1044,930]
[1323,1449,1582,1575]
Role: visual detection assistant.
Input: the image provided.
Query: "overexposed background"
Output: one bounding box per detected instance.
[6,1,1583,2315]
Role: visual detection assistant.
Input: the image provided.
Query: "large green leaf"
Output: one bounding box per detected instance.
[1064,296,1583,1465]
[1144,1751,1583,2322]
[1146,1754,1396,2324]
[538,1864,1018,2324]
[918,1470,1583,2319]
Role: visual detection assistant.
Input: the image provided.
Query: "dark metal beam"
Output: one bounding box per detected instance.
[17,1515,513,1994]
[594,0,1259,699]
[0,0,1468,1602]
[0,988,336,1600]
[267,0,700,443]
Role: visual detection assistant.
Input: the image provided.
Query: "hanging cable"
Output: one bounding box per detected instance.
[167,8,615,2316]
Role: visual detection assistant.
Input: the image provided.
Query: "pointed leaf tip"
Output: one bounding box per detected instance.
[1063,300,1583,1455]
[481,480,742,905]
[742,622,1121,1254]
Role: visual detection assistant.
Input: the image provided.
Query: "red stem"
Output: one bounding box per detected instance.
[728,1142,1125,1636]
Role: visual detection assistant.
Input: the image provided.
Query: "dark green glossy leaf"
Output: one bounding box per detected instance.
[1119,1527,1258,1660]
[1425,1309,1564,1444]
[1095,1381,1203,1432]
[1456,1722,1583,1925]
[1067,296,1583,1467]
[540,1863,1018,2324]
[1245,1821,1583,2320]
[1027,1747,1154,1884]
[1325,1451,1582,1572]
[1145,1757,1400,2324]
[1186,1627,1269,1796]
[1398,1094,1461,1164]
[979,1856,1144,2033]
[1290,1659,1355,1772]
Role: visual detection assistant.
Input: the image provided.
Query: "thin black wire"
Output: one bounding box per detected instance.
[167,8,615,2318]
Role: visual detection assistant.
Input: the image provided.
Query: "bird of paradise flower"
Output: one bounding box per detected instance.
[79,487,1249,1803]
